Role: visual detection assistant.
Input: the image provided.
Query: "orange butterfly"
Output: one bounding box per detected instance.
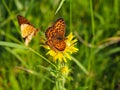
[45,18,66,51]
[17,15,38,46]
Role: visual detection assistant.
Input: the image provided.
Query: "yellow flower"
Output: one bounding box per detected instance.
[46,32,79,62]
[61,66,69,75]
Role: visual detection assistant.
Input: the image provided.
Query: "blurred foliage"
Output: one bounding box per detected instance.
[0,0,120,90]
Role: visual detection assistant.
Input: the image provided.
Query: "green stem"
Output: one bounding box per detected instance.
[62,77,65,90]
[28,47,57,69]
[70,0,72,32]
[90,0,95,44]
[55,78,65,90]
[71,56,88,75]
[54,62,66,90]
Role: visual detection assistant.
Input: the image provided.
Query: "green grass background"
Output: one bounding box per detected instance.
[0,0,120,90]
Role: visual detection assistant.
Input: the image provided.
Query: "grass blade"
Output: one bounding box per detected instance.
[55,0,65,15]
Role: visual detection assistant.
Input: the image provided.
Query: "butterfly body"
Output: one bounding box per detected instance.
[45,18,66,51]
[17,15,38,46]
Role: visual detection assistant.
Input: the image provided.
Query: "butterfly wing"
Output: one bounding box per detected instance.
[24,30,36,46]
[45,18,66,51]
[45,27,54,39]
[46,39,66,51]
[45,18,65,39]
[46,40,56,51]
[20,24,37,38]
[52,18,66,51]
[53,39,66,51]
[53,18,65,38]
[17,15,31,25]
[17,15,38,46]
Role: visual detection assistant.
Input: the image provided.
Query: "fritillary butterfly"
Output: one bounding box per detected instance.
[45,18,66,51]
[17,15,38,46]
